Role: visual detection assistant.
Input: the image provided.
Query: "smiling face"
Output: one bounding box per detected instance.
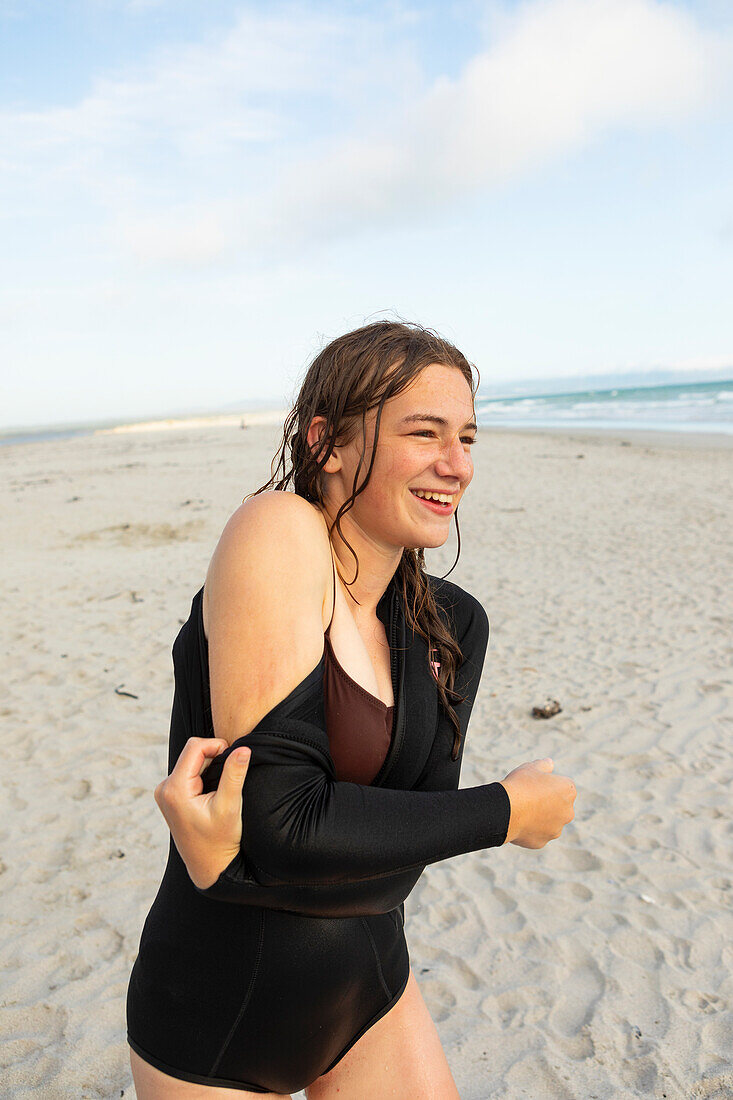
[316,363,477,554]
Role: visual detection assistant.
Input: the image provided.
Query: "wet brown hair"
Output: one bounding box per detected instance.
[246,319,480,761]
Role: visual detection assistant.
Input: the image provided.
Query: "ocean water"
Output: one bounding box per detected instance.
[0,426,94,447]
[475,379,733,435]
[3,379,733,447]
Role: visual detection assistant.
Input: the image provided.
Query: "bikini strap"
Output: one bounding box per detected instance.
[326,545,337,634]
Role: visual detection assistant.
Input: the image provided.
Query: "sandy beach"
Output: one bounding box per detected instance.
[1,418,731,1099]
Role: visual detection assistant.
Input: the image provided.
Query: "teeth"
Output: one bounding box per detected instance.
[412,489,454,504]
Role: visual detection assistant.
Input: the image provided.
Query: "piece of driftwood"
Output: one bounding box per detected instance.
[531,699,562,719]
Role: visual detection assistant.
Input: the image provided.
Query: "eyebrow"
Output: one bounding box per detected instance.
[398,413,478,432]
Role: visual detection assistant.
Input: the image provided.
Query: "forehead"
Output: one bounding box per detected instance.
[387,363,474,418]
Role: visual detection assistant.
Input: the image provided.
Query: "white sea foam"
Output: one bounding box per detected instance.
[477,379,733,433]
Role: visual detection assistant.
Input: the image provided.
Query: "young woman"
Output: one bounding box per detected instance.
[126,321,576,1098]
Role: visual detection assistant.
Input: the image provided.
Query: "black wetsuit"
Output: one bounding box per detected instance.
[126,570,511,1094]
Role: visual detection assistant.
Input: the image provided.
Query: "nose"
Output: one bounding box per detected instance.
[433,434,473,485]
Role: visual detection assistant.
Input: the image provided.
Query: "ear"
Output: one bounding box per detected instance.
[306,414,326,454]
[306,415,339,473]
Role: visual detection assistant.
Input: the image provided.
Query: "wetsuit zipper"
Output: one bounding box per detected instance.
[389,600,397,710]
[375,584,402,788]
[386,595,404,937]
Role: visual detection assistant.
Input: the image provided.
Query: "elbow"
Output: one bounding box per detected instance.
[238,748,340,886]
[242,809,331,887]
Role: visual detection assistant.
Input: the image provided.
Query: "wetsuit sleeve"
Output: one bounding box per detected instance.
[194,590,510,915]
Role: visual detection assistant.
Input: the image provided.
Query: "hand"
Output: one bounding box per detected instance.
[154,736,251,889]
[499,758,576,849]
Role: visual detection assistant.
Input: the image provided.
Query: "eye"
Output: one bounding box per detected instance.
[411,431,476,445]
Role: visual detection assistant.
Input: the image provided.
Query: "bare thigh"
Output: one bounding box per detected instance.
[129,1048,291,1100]
[304,968,460,1100]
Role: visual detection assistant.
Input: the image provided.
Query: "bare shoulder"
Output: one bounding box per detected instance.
[212,488,326,551]
[203,490,330,623]
[203,491,332,746]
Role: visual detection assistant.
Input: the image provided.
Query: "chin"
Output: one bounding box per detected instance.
[403,531,451,551]
[425,533,451,549]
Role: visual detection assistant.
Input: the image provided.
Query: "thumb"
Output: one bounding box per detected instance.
[216,748,251,804]
[535,756,554,771]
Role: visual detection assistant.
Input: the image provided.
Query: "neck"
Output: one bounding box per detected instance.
[314,501,401,618]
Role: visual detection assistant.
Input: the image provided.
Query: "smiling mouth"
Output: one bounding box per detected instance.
[410,489,456,512]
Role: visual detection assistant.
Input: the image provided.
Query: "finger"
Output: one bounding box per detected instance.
[212,748,251,815]
[170,737,230,789]
[535,757,554,771]
[200,738,230,773]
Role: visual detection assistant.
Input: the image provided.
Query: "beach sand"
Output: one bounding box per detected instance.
[1,420,731,1099]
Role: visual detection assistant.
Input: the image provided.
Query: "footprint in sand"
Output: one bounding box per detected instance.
[558,845,602,873]
[619,1055,659,1095]
[489,986,553,1030]
[70,778,91,801]
[0,1000,69,1055]
[680,989,728,1014]
[428,901,467,932]
[548,947,605,1040]
[687,1070,733,1099]
[415,946,482,991]
[520,869,553,890]
[48,956,93,987]
[505,1050,579,1098]
[72,520,205,547]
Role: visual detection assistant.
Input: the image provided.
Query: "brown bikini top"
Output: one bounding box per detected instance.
[322,548,394,785]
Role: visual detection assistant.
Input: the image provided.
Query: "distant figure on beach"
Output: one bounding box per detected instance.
[126,320,576,1099]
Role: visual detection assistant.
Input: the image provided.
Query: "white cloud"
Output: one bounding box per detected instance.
[245,0,731,252]
[0,4,421,208]
[431,0,722,167]
[127,0,733,263]
[1,0,730,265]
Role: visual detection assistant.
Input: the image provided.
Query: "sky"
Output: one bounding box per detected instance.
[2,0,732,429]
